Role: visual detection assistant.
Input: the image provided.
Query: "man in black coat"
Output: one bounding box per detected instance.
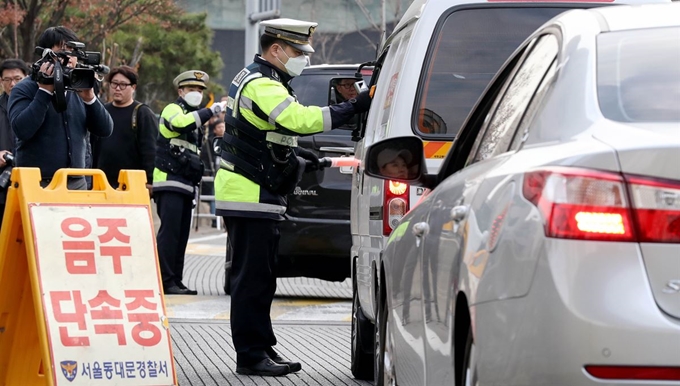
[92,65,157,193]
[8,26,113,189]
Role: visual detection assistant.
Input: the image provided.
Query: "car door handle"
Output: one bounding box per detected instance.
[450,205,468,222]
[412,222,430,237]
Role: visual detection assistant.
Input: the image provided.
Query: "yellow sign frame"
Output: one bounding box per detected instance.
[0,168,177,386]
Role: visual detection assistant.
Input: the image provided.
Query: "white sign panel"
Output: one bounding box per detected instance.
[29,204,175,385]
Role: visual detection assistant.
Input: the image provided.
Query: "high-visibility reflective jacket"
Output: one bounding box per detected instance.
[153,98,212,196]
[215,55,357,220]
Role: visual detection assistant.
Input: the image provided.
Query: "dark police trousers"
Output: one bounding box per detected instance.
[156,190,193,288]
[224,216,279,366]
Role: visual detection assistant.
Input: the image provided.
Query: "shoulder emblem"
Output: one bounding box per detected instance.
[232,68,250,86]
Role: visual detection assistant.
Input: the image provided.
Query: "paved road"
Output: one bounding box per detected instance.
[167,231,369,386]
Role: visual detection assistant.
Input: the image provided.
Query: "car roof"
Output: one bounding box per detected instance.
[592,2,680,31]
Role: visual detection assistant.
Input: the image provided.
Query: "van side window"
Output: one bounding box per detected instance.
[415,7,569,138]
[368,29,413,143]
[471,34,559,163]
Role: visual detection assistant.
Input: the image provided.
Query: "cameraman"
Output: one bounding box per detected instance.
[7,26,113,189]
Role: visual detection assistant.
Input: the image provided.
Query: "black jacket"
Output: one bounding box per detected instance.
[8,78,113,180]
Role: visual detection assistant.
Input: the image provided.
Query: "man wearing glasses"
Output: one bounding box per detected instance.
[0,59,29,228]
[335,79,358,102]
[92,66,157,194]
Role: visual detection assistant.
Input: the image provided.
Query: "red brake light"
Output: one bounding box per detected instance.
[626,175,680,242]
[523,167,680,243]
[585,365,680,381]
[523,168,634,241]
[384,180,409,236]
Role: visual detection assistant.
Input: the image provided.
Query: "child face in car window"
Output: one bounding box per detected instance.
[380,155,409,179]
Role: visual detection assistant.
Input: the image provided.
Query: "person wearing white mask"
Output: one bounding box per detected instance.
[153,69,226,296]
[213,18,373,377]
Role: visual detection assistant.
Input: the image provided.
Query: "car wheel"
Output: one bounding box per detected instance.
[351,283,375,380]
[376,288,397,386]
[461,326,477,386]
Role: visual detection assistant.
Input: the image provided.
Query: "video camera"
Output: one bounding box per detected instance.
[31,41,109,111]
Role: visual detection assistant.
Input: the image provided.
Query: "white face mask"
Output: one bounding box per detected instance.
[183,91,203,107]
[278,48,308,77]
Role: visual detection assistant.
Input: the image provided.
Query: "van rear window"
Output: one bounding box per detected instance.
[416,7,571,138]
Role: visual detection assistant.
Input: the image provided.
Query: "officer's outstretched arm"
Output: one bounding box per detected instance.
[160,103,212,136]
[242,78,333,135]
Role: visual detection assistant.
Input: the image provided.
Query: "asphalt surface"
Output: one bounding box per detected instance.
[168,228,368,386]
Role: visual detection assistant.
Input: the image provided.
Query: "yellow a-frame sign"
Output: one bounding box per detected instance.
[0,168,177,386]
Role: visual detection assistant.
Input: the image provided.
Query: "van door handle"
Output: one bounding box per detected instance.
[412,222,430,237]
[450,205,468,222]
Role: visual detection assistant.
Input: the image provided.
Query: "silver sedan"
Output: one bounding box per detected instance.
[363,3,680,385]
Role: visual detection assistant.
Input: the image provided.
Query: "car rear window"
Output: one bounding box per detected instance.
[416,7,574,138]
[597,27,680,123]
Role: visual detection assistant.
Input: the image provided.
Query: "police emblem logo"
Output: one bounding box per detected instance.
[60,360,78,382]
[309,25,316,35]
[271,70,280,82]
[194,71,205,80]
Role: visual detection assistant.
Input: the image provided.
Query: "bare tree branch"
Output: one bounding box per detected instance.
[353,0,380,31]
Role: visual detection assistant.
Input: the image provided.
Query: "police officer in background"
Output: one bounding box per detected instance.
[214,18,372,377]
[154,70,226,295]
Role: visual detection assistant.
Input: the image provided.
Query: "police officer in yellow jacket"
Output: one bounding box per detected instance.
[214,18,372,376]
[154,70,227,296]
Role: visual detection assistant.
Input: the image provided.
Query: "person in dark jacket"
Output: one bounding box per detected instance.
[92,66,157,193]
[0,59,29,229]
[8,26,113,189]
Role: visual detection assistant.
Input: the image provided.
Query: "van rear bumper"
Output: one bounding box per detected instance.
[278,216,351,281]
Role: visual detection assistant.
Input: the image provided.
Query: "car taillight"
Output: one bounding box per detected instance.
[523,167,680,243]
[627,175,680,242]
[384,180,409,236]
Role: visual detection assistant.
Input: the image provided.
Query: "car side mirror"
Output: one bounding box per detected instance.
[364,137,426,183]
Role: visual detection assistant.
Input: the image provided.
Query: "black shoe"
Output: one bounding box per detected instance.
[176,282,198,295]
[270,354,301,373]
[163,285,192,295]
[236,358,290,376]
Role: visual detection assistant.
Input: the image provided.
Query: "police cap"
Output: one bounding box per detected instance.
[173,70,209,89]
[261,18,318,53]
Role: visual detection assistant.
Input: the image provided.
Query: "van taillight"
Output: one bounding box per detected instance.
[522,167,680,243]
[384,180,409,236]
